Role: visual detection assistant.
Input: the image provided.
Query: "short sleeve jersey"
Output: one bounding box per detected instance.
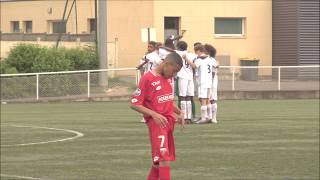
[194,55,214,88]
[131,71,175,122]
[176,50,194,80]
[145,51,162,72]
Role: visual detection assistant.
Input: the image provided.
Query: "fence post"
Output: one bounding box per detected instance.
[232,67,235,91]
[278,67,281,91]
[87,71,90,98]
[36,74,39,100]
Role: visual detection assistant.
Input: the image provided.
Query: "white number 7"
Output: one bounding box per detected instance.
[158,135,165,147]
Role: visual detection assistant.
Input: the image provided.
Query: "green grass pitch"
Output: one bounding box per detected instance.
[1,99,319,180]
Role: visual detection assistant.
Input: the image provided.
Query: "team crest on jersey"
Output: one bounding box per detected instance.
[157,94,174,103]
[133,88,141,96]
[131,98,138,103]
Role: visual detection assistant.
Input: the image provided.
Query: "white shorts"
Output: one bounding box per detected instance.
[178,78,194,97]
[198,87,212,99]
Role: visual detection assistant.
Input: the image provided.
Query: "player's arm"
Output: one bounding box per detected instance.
[136,58,149,70]
[182,54,196,69]
[130,105,168,128]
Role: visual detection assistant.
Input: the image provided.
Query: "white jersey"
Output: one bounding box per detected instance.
[176,50,194,80]
[211,57,219,89]
[194,55,214,88]
[144,51,162,73]
[158,48,171,60]
[211,57,218,73]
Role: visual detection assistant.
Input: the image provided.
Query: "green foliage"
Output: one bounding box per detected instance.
[65,46,98,70]
[31,47,71,72]
[0,60,18,74]
[2,44,98,74]
[1,44,98,99]
[5,44,44,73]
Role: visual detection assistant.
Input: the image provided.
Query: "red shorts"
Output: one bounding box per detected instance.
[147,118,176,165]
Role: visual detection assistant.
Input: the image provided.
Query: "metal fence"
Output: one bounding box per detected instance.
[0,66,319,102]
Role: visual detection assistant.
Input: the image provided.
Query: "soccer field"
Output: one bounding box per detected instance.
[1,99,319,180]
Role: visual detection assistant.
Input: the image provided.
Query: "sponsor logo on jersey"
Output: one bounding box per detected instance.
[151,80,160,86]
[157,94,174,103]
[156,86,162,91]
[131,98,138,103]
[133,88,141,96]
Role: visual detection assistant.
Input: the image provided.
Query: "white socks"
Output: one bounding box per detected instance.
[186,101,192,119]
[212,103,218,122]
[207,104,212,120]
[200,105,207,121]
[180,101,187,119]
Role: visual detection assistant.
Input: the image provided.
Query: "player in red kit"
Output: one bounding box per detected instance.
[130,52,184,180]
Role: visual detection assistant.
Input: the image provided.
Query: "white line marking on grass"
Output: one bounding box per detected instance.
[0,173,43,180]
[1,124,84,147]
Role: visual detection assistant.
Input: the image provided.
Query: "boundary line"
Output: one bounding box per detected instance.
[0,173,43,180]
[1,124,84,147]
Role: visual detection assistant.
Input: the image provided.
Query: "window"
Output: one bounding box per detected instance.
[88,18,96,33]
[11,21,20,33]
[214,18,245,37]
[24,21,32,33]
[51,21,66,33]
[164,17,180,41]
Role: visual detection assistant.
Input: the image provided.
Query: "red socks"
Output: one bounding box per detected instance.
[159,166,170,180]
[147,165,170,180]
[147,166,159,180]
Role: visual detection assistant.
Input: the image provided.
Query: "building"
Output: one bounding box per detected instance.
[1,0,277,71]
[272,0,319,79]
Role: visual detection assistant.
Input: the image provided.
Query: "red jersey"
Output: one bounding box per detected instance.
[131,71,175,122]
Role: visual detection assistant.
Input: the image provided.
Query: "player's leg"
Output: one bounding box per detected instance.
[178,78,188,121]
[196,87,212,124]
[211,76,218,123]
[159,161,171,180]
[159,126,175,180]
[211,100,218,123]
[147,164,159,180]
[207,88,213,121]
[186,80,194,122]
[147,120,174,180]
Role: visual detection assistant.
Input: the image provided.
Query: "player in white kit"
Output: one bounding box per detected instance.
[136,41,162,75]
[136,41,162,123]
[175,41,197,124]
[193,44,215,124]
[204,44,219,123]
[158,38,176,96]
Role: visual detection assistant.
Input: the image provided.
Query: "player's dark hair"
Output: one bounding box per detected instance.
[165,52,183,68]
[164,38,175,49]
[177,41,188,51]
[194,44,205,52]
[204,44,217,58]
[148,41,157,47]
[193,42,202,47]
